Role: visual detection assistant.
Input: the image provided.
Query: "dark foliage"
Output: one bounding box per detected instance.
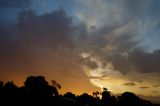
[0,76,159,106]
[63,92,77,100]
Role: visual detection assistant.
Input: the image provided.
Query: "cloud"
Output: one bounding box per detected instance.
[80,19,160,74]
[83,60,98,70]
[152,91,159,93]
[89,75,108,79]
[128,50,160,73]
[152,85,160,88]
[140,86,150,89]
[2,0,157,75]
[0,9,82,77]
[73,0,160,74]
[17,9,75,48]
[101,49,160,74]
[123,82,136,86]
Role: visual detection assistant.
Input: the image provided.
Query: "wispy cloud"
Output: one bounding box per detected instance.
[152,85,160,88]
[140,86,150,89]
[123,82,136,86]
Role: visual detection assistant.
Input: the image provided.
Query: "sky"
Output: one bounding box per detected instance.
[0,0,160,102]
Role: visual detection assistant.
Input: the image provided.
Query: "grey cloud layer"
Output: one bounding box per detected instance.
[76,0,160,74]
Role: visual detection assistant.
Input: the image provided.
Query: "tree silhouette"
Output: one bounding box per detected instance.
[24,76,58,97]
[77,93,100,106]
[101,87,117,106]
[93,91,101,99]
[51,80,61,89]
[3,81,19,97]
[118,92,141,106]
[0,76,158,106]
[63,92,77,100]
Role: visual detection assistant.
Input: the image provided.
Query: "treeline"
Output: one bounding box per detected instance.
[0,76,159,106]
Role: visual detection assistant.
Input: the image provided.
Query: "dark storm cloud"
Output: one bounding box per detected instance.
[17,9,74,48]
[104,49,160,74]
[123,82,136,86]
[103,49,160,73]
[128,50,160,73]
[0,9,81,74]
